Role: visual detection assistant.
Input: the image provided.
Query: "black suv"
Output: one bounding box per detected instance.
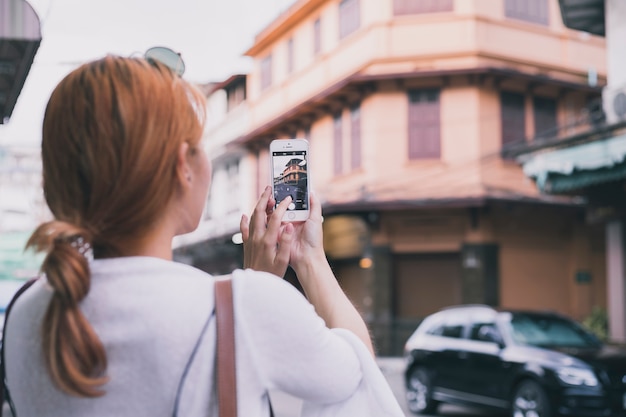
[403,305,626,417]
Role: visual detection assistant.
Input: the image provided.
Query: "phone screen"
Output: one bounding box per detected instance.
[272,150,309,212]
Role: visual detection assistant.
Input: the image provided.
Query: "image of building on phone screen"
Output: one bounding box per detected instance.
[273,154,308,210]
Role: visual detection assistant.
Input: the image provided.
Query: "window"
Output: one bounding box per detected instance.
[286,37,294,74]
[501,92,526,146]
[441,324,464,338]
[533,97,557,139]
[470,323,497,341]
[505,0,548,25]
[339,0,360,39]
[333,113,343,175]
[408,89,440,159]
[509,314,601,348]
[313,18,321,55]
[260,54,273,91]
[225,78,246,112]
[426,314,466,338]
[393,0,453,15]
[350,104,361,170]
[225,160,240,214]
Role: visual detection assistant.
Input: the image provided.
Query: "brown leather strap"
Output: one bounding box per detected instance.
[215,278,237,417]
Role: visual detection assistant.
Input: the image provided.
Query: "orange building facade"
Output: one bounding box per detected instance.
[200,0,608,354]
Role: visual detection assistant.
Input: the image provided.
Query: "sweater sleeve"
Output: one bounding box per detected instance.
[232,269,363,404]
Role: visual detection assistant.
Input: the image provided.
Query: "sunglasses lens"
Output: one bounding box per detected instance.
[145,46,185,76]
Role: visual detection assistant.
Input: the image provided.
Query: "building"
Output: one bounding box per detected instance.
[0,146,46,279]
[188,0,609,354]
[0,0,41,124]
[510,0,626,343]
[0,0,42,279]
[173,76,253,274]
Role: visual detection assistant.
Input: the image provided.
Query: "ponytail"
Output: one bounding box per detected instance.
[27,221,108,397]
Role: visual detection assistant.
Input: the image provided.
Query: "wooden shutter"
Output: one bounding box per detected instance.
[394,0,453,15]
[533,97,557,139]
[504,0,548,25]
[334,113,343,175]
[351,104,361,170]
[260,55,272,91]
[339,0,360,39]
[408,89,441,159]
[287,38,294,74]
[501,92,525,146]
[313,18,321,55]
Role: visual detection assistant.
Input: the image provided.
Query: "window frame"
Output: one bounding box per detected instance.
[339,0,360,39]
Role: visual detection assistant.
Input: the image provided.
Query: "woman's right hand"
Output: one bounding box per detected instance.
[240,186,294,278]
[287,191,326,274]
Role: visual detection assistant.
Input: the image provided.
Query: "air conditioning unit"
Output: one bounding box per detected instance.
[603,86,626,125]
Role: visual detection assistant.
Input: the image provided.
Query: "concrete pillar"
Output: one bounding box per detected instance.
[371,245,394,355]
[605,220,626,342]
[604,0,626,124]
[606,0,626,90]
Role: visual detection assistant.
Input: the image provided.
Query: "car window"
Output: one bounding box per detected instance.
[470,323,493,340]
[441,323,464,338]
[508,313,600,348]
[426,311,466,339]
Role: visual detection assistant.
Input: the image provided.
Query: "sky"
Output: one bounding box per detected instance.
[0,0,296,147]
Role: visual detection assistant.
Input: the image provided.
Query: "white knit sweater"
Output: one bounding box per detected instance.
[4,257,368,417]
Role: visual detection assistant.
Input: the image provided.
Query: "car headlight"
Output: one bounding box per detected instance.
[556,367,598,386]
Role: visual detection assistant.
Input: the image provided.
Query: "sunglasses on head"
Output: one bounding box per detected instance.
[144,46,185,77]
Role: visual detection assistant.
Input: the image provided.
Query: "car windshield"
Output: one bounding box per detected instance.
[508,313,601,348]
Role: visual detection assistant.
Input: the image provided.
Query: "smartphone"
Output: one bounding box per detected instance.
[270,139,310,222]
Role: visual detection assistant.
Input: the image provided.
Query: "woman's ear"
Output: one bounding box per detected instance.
[176,141,192,188]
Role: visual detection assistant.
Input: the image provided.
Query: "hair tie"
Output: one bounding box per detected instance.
[69,236,94,261]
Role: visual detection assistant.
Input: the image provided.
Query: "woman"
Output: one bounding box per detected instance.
[3,55,401,416]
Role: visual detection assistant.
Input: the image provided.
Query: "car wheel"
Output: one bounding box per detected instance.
[406,366,439,415]
[511,380,552,417]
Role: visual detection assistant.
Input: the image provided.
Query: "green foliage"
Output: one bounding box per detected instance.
[582,306,608,342]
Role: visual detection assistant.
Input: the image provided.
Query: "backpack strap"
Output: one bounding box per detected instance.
[1,278,38,417]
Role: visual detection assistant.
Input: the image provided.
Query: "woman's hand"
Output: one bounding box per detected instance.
[285,191,376,356]
[240,186,294,277]
[287,191,325,274]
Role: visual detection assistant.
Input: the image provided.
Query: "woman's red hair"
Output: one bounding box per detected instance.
[26,56,206,397]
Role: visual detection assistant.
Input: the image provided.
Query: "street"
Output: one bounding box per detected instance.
[269,357,508,417]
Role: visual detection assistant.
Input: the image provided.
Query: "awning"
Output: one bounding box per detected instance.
[522,134,626,193]
[558,0,605,37]
[0,0,42,124]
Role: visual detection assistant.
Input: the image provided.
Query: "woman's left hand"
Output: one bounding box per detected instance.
[240,186,294,277]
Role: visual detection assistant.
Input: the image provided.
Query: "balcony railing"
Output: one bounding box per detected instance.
[501,94,624,160]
